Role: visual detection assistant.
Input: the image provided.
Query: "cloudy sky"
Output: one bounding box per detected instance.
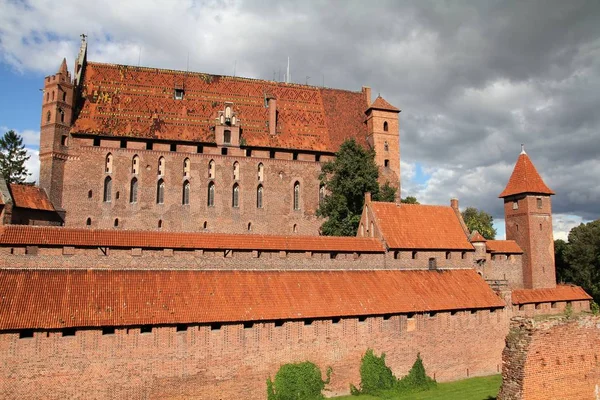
[1,0,599,240]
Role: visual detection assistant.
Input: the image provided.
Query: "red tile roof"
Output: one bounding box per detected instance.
[8,184,54,211]
[512,285,591,305]
[486,240,523,254]
[72,62,370,152]
[0,269,504,330]
[368,96,400,112]
[469,232,487,243]
[369,202,474,250]
[499,152,554,198]
[0,225,384,252]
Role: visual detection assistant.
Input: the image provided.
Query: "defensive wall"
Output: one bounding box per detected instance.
[499,314,600,400]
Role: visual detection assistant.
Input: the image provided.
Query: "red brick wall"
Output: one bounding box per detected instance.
[499,315,600,400]
[479,253,524,289]
[0,309,508,399]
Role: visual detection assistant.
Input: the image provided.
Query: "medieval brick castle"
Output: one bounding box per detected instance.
[0,37,593,399]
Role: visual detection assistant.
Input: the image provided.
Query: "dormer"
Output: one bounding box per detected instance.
[215,102,241,147]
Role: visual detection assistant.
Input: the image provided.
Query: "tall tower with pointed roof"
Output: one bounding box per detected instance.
[499,146,556,289]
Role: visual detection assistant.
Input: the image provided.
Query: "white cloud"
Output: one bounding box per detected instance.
[24,148,40,184]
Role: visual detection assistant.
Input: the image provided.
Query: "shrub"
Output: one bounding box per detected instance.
[565,303,573,319]
[591,301,599,316]
[266,361,331,400]
[396,353,437,392]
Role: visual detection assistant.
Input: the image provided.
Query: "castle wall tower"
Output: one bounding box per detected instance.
[364,90,401,199]
[39,58,75,209]
[499,146,556,289]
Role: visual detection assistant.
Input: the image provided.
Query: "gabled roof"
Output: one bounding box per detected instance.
[486,240,523,254]
[469,231,487,243]
[0,225,384,253]
[71,62,370,152]
[369,202,474,250]
[8,184,54,211]
[512,285,591,305]
[499,151,554,198]
[367,96,400,113]
[0,269,505,330]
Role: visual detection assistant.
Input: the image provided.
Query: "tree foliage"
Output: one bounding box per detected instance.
[317,139,396,236]
[0,130,31,184]
[555,220,600,303]
[401,196,419,204]
[266,361,331,400]
[461,207,497,240]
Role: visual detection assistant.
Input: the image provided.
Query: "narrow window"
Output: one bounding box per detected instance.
[105,153,113,173]
[203,221,207,229]
[513,201,518,210]
[412,251,418,259]
[46,111,51,122]
[293,181,300,210]
[158,157,165,176]
[61,135,67,146]
[384,141,389,151]
[170,143,176,152]
[257,184,263,208]
[114,218,119,227]
[319,184,326,205]
[293,224,298,233]
[158,220,162,229]
[428,258,436,269]
[156,179,165,204]
[183,158,190,177]
[59,109,65,123]
[233,161,240,180]
[86,217,92,226]
[103,176,112,202]
[208,160,215,179]
[461,251,467,259]
[540,223,543,231]
[384,159,389,168]
[258,163,264,181]
[516,224,519,232]
[51,91,55,101]
[446,251,451,260]
[537,197,543,209]
[174,88,184,100]
[182,181,190,205]
[232,183,239,208]
[224,130,231,144]
[207,182,215,207]
[46,92,49,102]
[130,178,138,203]
[62,91,66,101]
[88,190,93,199]
[132,155,139,174]
[383,121,389,132]
[247,222,252,231]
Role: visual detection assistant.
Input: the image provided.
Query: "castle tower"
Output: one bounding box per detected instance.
[39,57,75,209]
[364,89,401,199]
[499,146,556,289]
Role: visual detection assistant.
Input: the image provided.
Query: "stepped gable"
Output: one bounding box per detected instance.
[512,285,591,305]
[0,269,504,330]
[486,240,523,254]
[370,202,474,250]
[71,62,369,152]
[499,151,554,198]
[8,184,54,211]
[367,95,400,112]
[0,225,384,253]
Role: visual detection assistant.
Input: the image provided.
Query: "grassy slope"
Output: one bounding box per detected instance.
[333,374,501,400]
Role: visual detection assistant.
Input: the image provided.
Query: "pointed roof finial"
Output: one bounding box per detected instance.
[58,58,68,74]
[520,144,526,154]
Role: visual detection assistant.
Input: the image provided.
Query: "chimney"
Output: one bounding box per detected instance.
[365,192,372,204]
[268,97,277,135]
[362,86,371,106]
[450,198,459,210]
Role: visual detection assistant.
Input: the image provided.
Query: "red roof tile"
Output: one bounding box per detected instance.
[0,225,384,252]
[8,184,54,211]
[368,96,400,112]
[512,285,591,305]
[71,62,370,152]
[499,152,554,198]
[486,240,523,254]
[469,231,487,243]
[369,202,474,250]
[0,269,504,330]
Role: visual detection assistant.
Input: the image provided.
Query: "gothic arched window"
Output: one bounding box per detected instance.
[132,155,139,174]
[257,184,263,208]
[258,163,264,182]
[233,161,240,180]
[158,157,165,176]
[383,121,389,132]
[103,176,112,202]
[293,181,300,211]
[208,160,215,179]
[105,153,113,173]
[182,180,190,205]
[207,182,215,207]
[130,178,138,203]
[232,183,240,208]
[183,158,190,177]
[156,179,165,204]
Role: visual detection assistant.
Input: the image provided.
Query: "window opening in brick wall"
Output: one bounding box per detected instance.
[461,251,467,259]
[258,163,264,181]
[293,181,300,210]
[46,110,51,122]
[19,330,34,339]
[384,159,389,168]
[130,178,138,203]
[140,326,152,334]
[256,185,263,208]
[393,251,399,259]
[115,191,120,200]
[247,222,252,231]
[540,223,542,231]
[174,88,184,100]
[446,251,451,259]
[170,143,177,152]
[232,183,239,208]
[197,145,203,153]
[384,141,389,151]
[203,221,207,229]
[319,184,326,205]
[62,91,66,101]
[270,150,276,158]
[518,304,524,311]
[156,179,165,204]
[383,121,389,131]
[158,219,163,229]
[224,130,231,144]
[304,319,314,326]
[114,218,119,227]
[207,182,215,207]
[428,257,437,270]
[293,152,298,160]
[208,160,215,179]
[182,181,190,205]
[88,190,92,198]
[233,161,240,180]
[516,224,519,232]
[61,135,67,146]
[105,153,113,173]
[293,224,297,233]
[412,251,418,259]
[132,155,139,174]
[246,148,252,157]
[103,176,112,202]
[537,197,542,209]
[221,147,228,155]
[158,156,165,176]
[470,309,477,314]
[62,328,76,337]
[93,137,100,146]
[407,313,415,319]
[176,324,187,332]
[146,141,153,150]
[120,139,126,148]
[183,158,190,177]
[86,217,92,226]
[102,327,115,335]
[315,154,321,162]
[59,109,65,123]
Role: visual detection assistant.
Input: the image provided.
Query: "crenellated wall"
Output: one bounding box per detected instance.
[0,309,508,400]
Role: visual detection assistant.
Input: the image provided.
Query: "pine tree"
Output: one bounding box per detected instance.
[0,130,31,184]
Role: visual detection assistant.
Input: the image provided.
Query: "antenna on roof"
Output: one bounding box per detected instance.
[521,144,526,154]
[286,57,290,83]
[137,46,142,67]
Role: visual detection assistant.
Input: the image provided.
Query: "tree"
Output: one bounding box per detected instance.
[0,130,31,184]
[561,220,600,303]
[401,196,419,204]
[554,239,570,283]
[317,139,396,236]
[266,361,331,400]
[461,207,497,239]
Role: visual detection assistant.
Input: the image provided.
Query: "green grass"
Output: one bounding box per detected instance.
[333,374,501,400]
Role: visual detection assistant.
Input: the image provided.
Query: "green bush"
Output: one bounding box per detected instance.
[266,361,331,400]
[591,301,599,316]
[351,349,436,396]
[565,303,573,318]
